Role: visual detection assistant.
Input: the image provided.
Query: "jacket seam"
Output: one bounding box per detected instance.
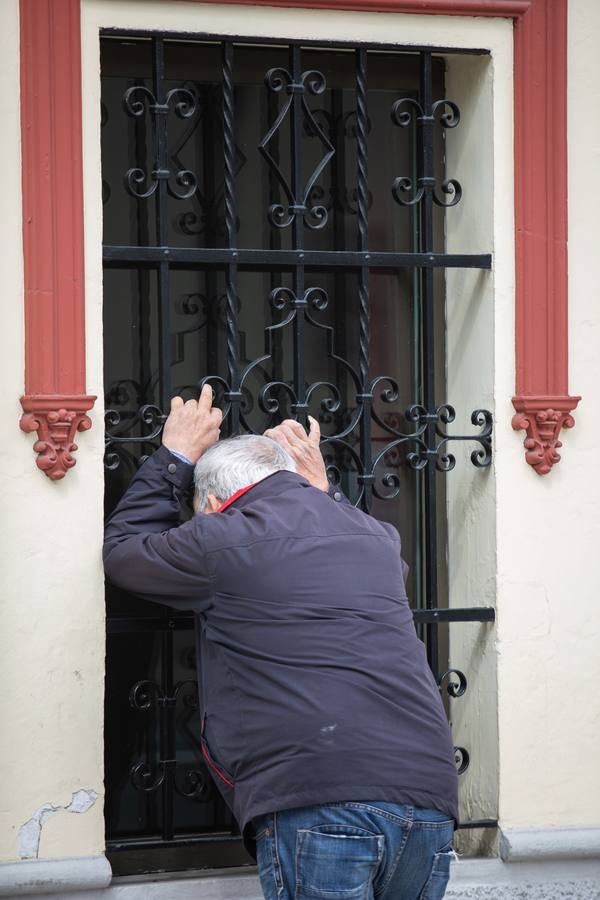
[206,531,400,555]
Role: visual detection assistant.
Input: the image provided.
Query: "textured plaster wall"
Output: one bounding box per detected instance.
[491,0,600,832]
[2,0,597,871]
[445,30,512,850]
[0,0,106,864]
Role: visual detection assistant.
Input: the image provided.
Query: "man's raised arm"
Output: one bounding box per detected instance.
[103,386,222,610]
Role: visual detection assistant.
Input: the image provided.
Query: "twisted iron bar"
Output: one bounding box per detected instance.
[222,43,242,431]
[356,51,369,391]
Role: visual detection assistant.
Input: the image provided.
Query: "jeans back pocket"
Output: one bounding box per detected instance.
[296,825,383,899]
[417,845,454,900]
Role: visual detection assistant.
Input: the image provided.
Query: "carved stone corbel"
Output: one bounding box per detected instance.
[511,396,580,476]
[20,395,96,480]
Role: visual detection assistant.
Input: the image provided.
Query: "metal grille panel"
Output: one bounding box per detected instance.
[101,33,495,875]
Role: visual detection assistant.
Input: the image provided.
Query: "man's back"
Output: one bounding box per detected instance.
[104,450,458,837]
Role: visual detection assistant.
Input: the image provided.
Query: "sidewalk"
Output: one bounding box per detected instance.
[3,858,600,899]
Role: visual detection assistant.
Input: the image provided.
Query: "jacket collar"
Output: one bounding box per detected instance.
[219,470,310,512]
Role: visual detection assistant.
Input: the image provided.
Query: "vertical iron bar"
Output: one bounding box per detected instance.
[202,86,219,386]
[223,41,241,434]
[152,37,171,409]
[411,93,424,618]
[331,89,348,495]
[152,36,173,841]
[356,49,372,513]
[290,44,307,426]
[266,89,284,392]
[133,87,152,409]
[161,620,174,842]
[419,51,439,676]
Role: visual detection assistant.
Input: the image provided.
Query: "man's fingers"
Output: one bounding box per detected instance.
[264,426,293,451]
[197,383,214,413]
[265,419,319,452]
[307,415,321,445]
[170,396,184,411]
[284,419,307,439]
[278,422,307,447]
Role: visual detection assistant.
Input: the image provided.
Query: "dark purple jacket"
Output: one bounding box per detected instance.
[104,445,458,849]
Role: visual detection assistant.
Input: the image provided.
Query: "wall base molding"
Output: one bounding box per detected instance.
[0,855,111,896]
[3,855,600,899]
[500,826,600,862]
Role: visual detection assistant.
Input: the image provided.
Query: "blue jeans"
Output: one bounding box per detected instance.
[253,802,455,900]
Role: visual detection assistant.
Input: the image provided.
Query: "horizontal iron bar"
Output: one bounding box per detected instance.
[413,607,496,624]
[100,28,490,56]
[107,832,240,851]
[103,246,492,270]
[457,819,498,830]
[108,616,194,633]
[107,607,495,633]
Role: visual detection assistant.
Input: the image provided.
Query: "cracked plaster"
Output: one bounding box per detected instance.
[18,791,98,860]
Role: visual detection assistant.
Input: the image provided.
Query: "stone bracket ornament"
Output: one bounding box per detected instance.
[20,395,96,480]
[511,396,580,476]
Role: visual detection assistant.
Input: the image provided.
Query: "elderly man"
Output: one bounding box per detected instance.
[104,386,458,900]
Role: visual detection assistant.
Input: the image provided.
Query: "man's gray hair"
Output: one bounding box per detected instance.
[193,434,296,511]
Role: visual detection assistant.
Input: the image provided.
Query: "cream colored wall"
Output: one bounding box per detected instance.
[484,0,598,833]
[0,0,106,864]
[3,0,596,869]
[488,0,600,834]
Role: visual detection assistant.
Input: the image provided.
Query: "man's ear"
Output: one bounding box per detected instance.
[205,493,223,514]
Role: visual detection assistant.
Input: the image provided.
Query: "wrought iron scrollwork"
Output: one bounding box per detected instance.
[123,84,199,200]
[104,401,166,471]
[259,67,335,229]
[403,405,493,472]
[438,668,468,698]
[454,746,470,775]
[304,108,374,216]
[128,678,211,800]
[391,97,462,208]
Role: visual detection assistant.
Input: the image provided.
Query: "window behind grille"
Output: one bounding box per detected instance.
[101,33,492,876]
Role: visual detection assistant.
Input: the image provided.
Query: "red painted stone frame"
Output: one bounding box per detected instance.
[19,0,95,480]
[18,0,578,478]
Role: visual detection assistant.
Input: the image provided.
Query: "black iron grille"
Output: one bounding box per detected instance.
[101,33,495,875]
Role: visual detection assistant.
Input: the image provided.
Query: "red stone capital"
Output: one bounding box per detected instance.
[512,396,580,476]
[20,395,96,480]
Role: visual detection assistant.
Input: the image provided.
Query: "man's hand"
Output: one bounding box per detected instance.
[264,416,329,491]
[162,385,222,465]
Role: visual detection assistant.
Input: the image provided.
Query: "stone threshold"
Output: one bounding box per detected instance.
[2,858,600,899]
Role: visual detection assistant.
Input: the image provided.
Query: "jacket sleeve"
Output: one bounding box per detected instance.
[103,445,213,611]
